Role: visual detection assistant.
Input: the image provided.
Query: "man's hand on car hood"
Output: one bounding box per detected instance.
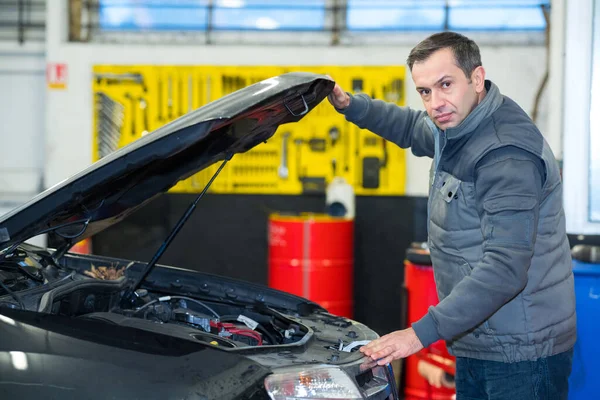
[359,327,424,365]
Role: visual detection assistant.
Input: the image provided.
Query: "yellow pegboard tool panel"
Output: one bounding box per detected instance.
[92,65,407,196]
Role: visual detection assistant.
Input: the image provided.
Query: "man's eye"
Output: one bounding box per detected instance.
[442,81,451,88]
[419,89,430,96]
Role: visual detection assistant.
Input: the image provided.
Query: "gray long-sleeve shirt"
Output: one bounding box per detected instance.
[337,85,546,348]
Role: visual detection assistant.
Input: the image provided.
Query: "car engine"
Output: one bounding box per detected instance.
[113,291,293,348]
[0,248,327,350]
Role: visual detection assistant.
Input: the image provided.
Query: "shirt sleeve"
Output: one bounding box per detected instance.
[336,93,435,158]
[412,145,545,347]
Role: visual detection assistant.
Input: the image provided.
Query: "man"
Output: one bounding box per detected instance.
[328,32,576,399]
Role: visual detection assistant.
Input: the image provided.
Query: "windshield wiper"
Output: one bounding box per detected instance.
[123,154,233,304]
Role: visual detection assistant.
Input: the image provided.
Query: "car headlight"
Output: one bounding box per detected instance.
[264,366,362,399]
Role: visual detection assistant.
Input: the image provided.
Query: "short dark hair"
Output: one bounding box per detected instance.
[407,32,482,79]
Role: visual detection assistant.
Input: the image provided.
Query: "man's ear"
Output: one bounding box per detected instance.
[471,66,486,93]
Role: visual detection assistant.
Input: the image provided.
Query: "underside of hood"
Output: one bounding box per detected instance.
[0,72,334,254]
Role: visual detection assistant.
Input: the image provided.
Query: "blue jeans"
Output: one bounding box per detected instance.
[455,348,573,400]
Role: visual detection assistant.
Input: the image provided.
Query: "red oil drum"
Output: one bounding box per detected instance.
[404,245,455,400]
[70,238,91,254]
[268,213,354,319]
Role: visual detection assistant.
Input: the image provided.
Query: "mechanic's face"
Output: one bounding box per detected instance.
[411,47,486,130]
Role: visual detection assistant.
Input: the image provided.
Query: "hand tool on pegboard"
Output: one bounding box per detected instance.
[351,77,364,164]
[328,125,346,173]
[278,132,290,179]
[222,75,229,95]
[381,138,389,188]
[196,71,214,108]
[157,74,164,123]
[362,157,380,189]
[300,176,326,194]
[188,74,194,113]
[384,78,404,104]
[339,125,350,173]
[178,74,185,117]
[308,137,326,152]
[138,96,149,136]
[232,183,277,189]
[206,75,212,103]
[360,85,381,189]
[124,93,137,139]
[196,73,204,109]
[167,74,174,121]
[94,72,147,92]
[328,126,340,148]
[95,92,124,159]
[331,158,337,176]
[293,136,327,153]
[222,75,232,95]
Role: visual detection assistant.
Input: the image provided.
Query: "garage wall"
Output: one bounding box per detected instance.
[43,42,549,197]
[0,42,47,247]
[0,42,46,198]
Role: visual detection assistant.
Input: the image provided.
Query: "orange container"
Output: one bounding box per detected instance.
[268,213,354,318]
[70,238,92,254]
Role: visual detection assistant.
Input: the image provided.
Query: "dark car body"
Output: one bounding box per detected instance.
[0,73,398,400]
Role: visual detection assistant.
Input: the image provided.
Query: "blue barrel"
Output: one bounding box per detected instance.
[569,257,600,399]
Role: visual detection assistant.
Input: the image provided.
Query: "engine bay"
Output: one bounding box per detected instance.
[79,289,309,349]
[0,245,310,349]
[0,243,376,362]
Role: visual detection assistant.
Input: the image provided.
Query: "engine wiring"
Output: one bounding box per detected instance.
[210,320,263,346]
[1,252,45,283]
[130,295,293,347]
[219,314,279,345]
[134,295,220,319]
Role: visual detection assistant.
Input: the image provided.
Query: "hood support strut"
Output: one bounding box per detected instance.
[124,153,233,303]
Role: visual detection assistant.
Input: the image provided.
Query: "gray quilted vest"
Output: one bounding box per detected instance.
[427,82,577,362]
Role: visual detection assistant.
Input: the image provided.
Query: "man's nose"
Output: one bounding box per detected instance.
[431,90,446,110]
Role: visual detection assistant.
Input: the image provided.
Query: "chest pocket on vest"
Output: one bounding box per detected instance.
[438,174,461,203]
[430,171,464,231]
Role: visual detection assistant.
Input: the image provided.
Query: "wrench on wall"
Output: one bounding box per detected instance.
[278,132,290,179]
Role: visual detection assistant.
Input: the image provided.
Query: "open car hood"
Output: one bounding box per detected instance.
[0,72,334,254]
